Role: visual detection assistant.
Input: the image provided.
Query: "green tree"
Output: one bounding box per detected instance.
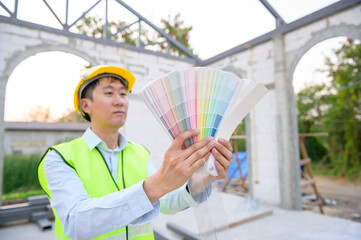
[232,121,246,152]
[323,38,361,178]
[296,84,330,162]
[297,39,361,179]
[27,105,53,122]
[75,16,137,45]
[57,108,88,123]
[159,13,193,56]
[75,14,193,57]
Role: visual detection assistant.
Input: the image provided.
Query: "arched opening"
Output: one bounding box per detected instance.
[2,51,90,203]
[293,37,346,93]
[293,36,346,172]
[5,51,90,122]
[293,36,361,217]
[293,36,348,165]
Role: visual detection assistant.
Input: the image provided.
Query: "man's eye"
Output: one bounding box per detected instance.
[105,92,113,96]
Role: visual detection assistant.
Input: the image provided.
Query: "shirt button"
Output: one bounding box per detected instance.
[112,224,117,229]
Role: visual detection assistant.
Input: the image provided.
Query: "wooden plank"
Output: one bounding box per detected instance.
[301,179,316,188]
[304,199,323,207]
[201,209,273,236]
[300,158,311,166]
[230,135,246,140]
[299,132,329,137]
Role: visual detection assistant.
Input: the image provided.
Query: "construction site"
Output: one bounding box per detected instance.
[0,0,360,239]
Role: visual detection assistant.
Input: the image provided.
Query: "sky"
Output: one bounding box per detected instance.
[1,0,342,121]
[292,36,346,93]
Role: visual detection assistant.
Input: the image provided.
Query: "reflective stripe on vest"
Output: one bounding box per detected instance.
[56,232,128,240]
[38,137,154,240]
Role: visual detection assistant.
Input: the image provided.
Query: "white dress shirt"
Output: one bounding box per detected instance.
[44,128,204,240]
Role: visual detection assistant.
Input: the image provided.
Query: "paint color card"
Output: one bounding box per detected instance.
[139,67,268,176]
[139,67,243,147]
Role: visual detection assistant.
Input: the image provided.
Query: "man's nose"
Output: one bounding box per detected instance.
[113,94,124,105]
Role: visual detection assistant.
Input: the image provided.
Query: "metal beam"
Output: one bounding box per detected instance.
[68,0,102,29]
[0,195,53,226]
[0,0,358,67]
[111,20,139,37]
[199,0,361,66]
[104,0,109,39]
[114,0,199,61]
[278,0,361,33]
[259,0,286,26]
[0,2,12,16]
[13,0,18,18]
[65,0,69,26]
[0,15,195,64]
[138,18,142,47]
[42,0,64,28]
[0,0,198,61]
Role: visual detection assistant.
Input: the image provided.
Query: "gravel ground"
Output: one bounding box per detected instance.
[302,175,361,223]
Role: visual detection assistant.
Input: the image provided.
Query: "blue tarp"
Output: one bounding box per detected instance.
[228,152,248,179]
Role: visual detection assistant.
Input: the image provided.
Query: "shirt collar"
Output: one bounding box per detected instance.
[83,127,128,152]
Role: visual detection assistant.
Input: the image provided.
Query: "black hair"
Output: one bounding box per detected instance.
[81,80,98,121]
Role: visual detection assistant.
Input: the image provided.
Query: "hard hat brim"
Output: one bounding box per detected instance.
[74,66,136,116]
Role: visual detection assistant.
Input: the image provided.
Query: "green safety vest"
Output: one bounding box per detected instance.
[37,137,155,240]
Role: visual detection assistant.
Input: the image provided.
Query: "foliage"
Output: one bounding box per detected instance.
[2,154,42,195]
[232,121,246,152]
[75,16,137,45]
[297,39,361,179]
[310,161,335,177]
[2,189,45,201]
[27,104,53,122]
[323,38,361,178]
[57,108,88,123]
[75,14,193,57]
[297,84,329,162]
[159,13,194,56]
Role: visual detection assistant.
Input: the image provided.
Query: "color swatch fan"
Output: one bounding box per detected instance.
[138,67,268,176]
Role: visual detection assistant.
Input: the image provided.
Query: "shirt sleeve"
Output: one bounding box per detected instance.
[44,150,160,240]
[147,156,212,215]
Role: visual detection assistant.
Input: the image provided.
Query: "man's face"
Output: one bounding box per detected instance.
[81,77,129,130]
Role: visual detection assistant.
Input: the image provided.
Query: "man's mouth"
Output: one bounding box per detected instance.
[113,110,124,115]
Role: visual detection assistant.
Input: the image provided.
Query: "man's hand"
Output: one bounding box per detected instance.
[212,138,233,180]
[143,129,216,203]
[188,138,233,195]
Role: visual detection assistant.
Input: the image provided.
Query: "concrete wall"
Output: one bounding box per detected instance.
[0,21,192,203]
[0,21,193,164]
[4,122,89,155]
[207,4,361,208]
[209,40,283,206]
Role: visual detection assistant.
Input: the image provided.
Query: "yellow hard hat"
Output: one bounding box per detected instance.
[74,65,136,119]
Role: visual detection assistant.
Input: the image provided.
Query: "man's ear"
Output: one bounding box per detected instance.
[80,98,91,115]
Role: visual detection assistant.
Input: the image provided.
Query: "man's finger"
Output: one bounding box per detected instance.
[170,129,200,150]
[211,148,230,170]
[184,139,215,166]
[184,137,214,156]
[214,140,233,161]
[190,152,211,172]
[218,138,233,152]
[215,160,227,179]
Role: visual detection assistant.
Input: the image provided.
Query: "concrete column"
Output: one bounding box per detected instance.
[245,114,253,198]
[273,34,302,210]
[0,77,6,205]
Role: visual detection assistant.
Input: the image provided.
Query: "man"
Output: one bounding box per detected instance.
[38,65,232,240]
